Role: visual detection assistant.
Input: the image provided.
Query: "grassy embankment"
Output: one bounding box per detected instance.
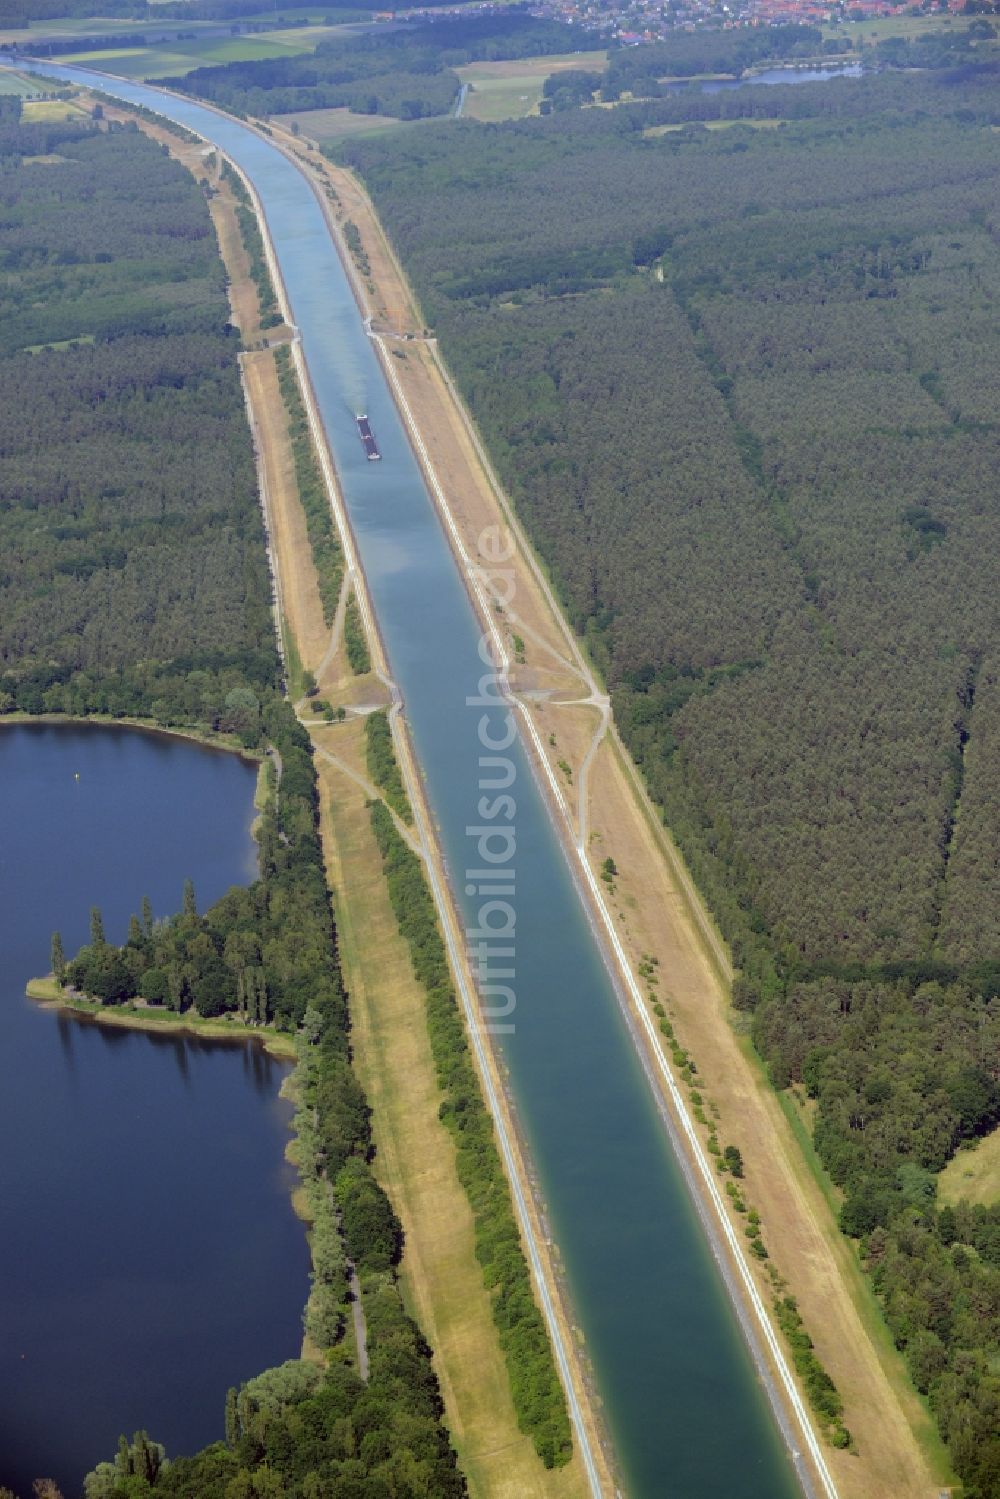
[255,351,591,1492]
[602,714,950,1483]
[263,427,590,1490]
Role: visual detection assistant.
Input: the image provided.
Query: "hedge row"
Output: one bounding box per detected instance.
[274,343,344,626]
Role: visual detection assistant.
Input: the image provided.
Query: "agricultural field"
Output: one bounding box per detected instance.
[644,117,788,135]
[59,32,319,79]
[457,51,607,122]
[170,15,606,122]
[21,94,87,119]
[280,104,416,142]
[236,7,370,23]
[0,15,182,41]
[823,13,969,44]
[0,67,42,94]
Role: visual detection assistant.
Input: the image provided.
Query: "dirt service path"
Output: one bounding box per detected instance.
[241,348,331,675]
[265,119,950,1499]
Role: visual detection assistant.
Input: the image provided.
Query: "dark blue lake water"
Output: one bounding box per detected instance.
[0,724,310,1497]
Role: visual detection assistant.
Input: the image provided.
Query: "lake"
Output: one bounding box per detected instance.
[662,61,863,94]
[0,723,311,1497]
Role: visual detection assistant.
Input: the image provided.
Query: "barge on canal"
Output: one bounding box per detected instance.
[356,413,381,461]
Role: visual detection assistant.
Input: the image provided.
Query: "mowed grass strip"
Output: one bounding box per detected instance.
[315,739,587,1499]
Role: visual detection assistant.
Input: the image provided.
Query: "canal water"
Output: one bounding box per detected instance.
[16,65,803,1497]
[0,724,310,1496]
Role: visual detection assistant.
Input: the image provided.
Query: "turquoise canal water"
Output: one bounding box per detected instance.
[12,65,804,1496]
[0,724,310,1496]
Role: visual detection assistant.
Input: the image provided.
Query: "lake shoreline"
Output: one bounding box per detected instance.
[26,976,297,1059]
[0,711,263,763]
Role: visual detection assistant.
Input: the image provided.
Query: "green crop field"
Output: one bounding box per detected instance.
[0,68,43,95]
[457,51,607,123]
[60,31,319,78]
[236,7,370,24]
[57,46,194,77]
[823,13,968,43]
[0,14,212,43]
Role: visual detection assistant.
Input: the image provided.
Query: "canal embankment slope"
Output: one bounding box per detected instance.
[263,118,947,1499]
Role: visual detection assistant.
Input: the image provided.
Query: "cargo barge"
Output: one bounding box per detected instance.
[356,413,381,461]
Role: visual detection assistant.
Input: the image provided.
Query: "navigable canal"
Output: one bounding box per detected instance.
[0,725,310,1496]
[19,64,803,1497]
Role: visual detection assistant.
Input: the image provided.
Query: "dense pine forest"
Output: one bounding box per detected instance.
[340,66,1000,1496]
[0,107,277,735]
